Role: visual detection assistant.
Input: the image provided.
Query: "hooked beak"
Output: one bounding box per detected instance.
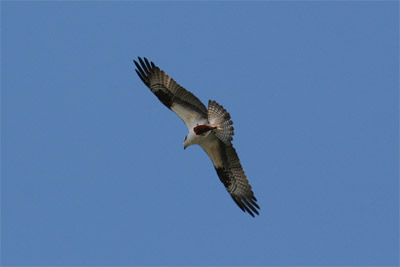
[184,145,187,150]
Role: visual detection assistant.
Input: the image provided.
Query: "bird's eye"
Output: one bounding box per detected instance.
[184,136,187,141]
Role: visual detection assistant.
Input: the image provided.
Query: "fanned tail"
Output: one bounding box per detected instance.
[208,100,234,144]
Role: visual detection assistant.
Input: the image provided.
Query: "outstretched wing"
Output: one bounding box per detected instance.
[200,136,260,217]
[134,57,208,129]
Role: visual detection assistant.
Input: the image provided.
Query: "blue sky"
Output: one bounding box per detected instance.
[1,1,398,266]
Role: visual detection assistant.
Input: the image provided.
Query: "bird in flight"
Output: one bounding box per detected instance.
[133,57,260,217]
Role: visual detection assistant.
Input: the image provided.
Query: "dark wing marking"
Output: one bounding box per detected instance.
[134,57,208,129]
[200,136,260,217]
[193,124,217,135]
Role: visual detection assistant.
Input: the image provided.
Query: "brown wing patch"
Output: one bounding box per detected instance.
[193,124,217,135]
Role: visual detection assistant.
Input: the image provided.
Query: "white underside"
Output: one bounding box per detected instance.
[184,128,210,147]
[185,130,224,168]
[171,102,225,168]
[199,136,224,168]
[171,104,207,131]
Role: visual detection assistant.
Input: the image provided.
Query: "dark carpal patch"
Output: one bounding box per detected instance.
[154,89,173,109]
[134,57,208,116]
[215,167,231,188]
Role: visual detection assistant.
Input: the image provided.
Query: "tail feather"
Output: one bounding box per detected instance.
[208,100,234,144]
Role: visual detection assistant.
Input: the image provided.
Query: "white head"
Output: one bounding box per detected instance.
[183,131,196,150]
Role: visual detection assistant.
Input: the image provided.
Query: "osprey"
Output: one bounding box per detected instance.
[134,57,260,217]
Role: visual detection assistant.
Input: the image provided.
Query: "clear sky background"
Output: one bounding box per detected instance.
[1,1,398,266]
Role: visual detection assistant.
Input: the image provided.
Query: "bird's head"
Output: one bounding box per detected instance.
[183,133,195,150]
[183,135,189,150]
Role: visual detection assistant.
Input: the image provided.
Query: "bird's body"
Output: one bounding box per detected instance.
[134,57,260,217]
[185,127,211,148]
